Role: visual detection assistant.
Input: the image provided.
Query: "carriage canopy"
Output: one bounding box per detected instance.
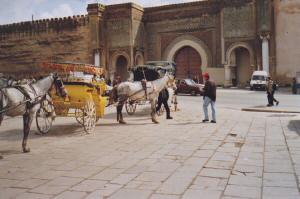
[131,61,176,81]
[41,62,104,76]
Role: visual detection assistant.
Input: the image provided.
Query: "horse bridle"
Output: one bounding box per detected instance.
[52,76,67,98]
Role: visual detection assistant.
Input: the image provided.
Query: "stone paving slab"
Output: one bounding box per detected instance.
[1,96,300,198]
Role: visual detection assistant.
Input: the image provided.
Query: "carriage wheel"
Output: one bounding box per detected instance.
[83,100,96,134]
[125,101,137,115]
[75,108,84,125]
[36,101,54,134]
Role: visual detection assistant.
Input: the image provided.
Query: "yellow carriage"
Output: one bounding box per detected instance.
[36,62,108,134]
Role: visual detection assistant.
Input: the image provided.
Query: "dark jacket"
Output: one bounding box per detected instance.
[158,88,169,101]
[203,80,216,101]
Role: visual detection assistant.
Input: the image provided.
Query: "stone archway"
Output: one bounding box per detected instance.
[225,42,255,87]
[110,51,130,82]
[163,35,212,74]
[135,52,144,65]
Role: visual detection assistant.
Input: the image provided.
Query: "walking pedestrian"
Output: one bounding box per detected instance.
[266,76,279,106]
[156,87,172,119]
[272,78,279,106]
[201,72,216,123]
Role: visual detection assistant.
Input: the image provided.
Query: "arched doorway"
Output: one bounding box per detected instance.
[135,54,144,65]
[163,35,212,75]
[174,46,203,82]
[230,47,252,87]
[116,55,128,81]
[225,42,255,87]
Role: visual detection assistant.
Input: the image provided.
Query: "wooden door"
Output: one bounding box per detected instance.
[174,46,202,83]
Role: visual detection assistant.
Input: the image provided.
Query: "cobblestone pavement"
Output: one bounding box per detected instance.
[1,93,300,199]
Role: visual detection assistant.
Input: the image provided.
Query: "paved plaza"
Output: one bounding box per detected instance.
[1,89,300,199]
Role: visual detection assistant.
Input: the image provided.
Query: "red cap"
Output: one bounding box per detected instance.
[203,72,209,78]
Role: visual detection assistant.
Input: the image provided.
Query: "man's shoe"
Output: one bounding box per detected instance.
[202,119,209,122]
[276,101,279,106]
[167,116,173,119]
[211,120,216,123]
[267,104,273,107]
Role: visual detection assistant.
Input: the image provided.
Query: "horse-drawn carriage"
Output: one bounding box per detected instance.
[36,62,108,134]
[124,63,177,115]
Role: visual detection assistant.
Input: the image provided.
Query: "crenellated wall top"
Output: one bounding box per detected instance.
[0,14,88,36]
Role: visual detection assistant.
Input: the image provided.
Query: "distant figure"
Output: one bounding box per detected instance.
[193,75,199,84]
[266,76,279,106]
[201,72,216,123]
[106,78,112,86]
[156,87,172,119]
[292,78,297,94]
[92,74,98,82]
[113,75,121,86]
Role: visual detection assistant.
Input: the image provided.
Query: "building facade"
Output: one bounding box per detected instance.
[0,0,284,86]
[274,0,300,85]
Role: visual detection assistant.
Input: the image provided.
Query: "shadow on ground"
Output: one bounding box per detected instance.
[288,120,300,135]
[0,149,22,156]
[268,114,297,117]
[0,124,83,142]
[97,122,157,127]
[169,122,202,126]
[103,107,151,119]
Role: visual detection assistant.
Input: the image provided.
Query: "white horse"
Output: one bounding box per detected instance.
[0,77,17,88]
[110,72,174,124]
[0,74,67,153]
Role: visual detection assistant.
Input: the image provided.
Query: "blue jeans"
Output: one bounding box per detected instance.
[203,96,216,121]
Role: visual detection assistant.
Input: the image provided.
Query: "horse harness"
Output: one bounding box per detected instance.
[14,84,45,110]
[0,84,46,114]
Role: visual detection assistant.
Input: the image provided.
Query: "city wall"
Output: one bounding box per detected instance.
[0,15,92,76]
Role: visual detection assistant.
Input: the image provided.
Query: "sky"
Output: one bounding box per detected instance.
[0,0,201,25]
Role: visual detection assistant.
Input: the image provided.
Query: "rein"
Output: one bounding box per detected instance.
[0,93,46,114]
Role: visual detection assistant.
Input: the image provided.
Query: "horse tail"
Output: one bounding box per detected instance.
[0,90,4,125]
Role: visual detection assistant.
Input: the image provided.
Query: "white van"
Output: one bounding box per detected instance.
[250,71,268,90]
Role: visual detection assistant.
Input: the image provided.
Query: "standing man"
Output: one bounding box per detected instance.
[156,87,172,119]
[201,72,216,123]
[292,78,297,94]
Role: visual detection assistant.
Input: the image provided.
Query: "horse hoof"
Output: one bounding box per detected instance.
[119,120,126,124]
[23,148,30,153]
[152,119,159,124]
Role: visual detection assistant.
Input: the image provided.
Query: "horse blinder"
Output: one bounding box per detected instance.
[54,78,67,98]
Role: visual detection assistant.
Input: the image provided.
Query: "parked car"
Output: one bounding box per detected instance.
[250,70,268,90]
[175,79,203,96]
